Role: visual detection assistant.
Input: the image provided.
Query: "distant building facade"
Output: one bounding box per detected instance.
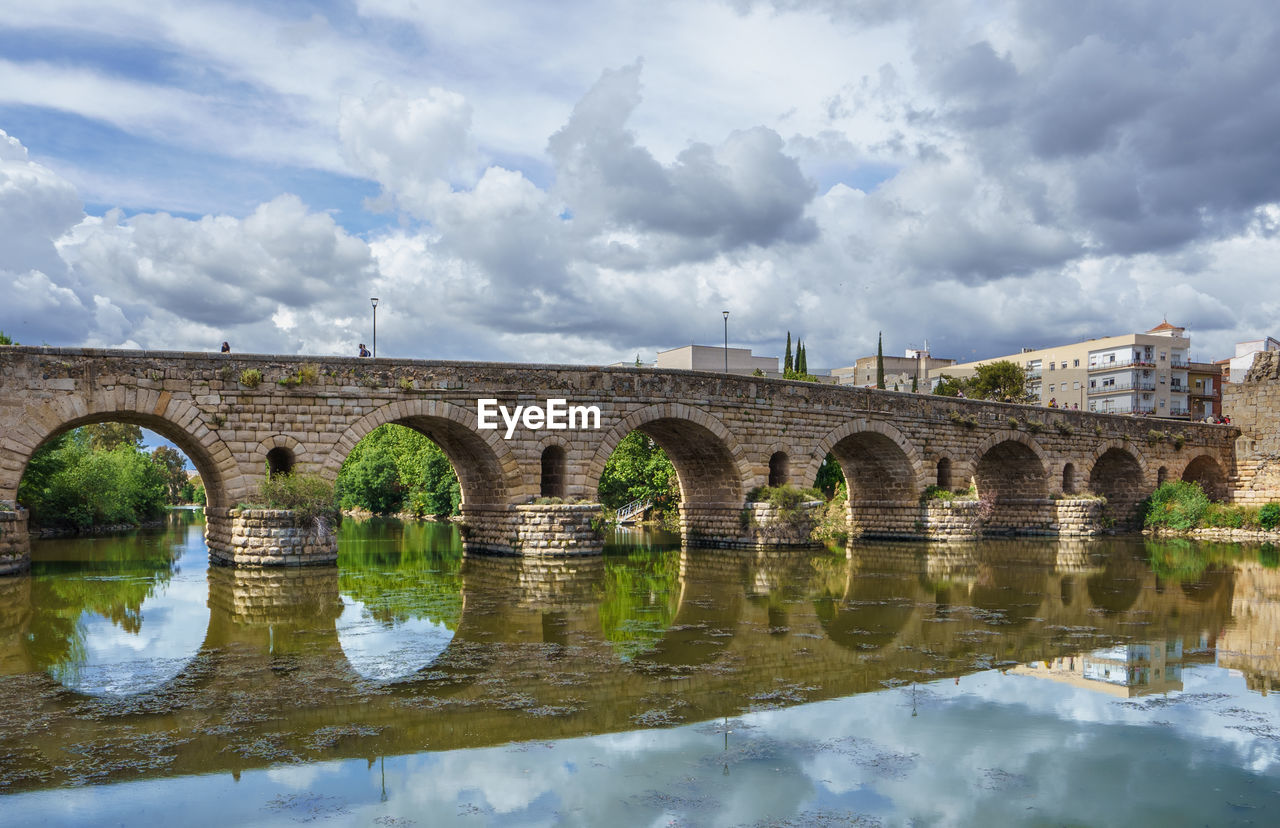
[653,345,779,377]
[831,347,956,390]
[928,321,1194,419]
[1188,361,1222,421]
[1226,336,1280,382]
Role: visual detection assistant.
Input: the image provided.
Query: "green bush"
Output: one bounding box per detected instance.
[810,483,849,547]
[1202,503,1244,528]
[239,368,263,388]
[1143,481,1209,531]
[920,485,975,502]
[1261,503,1280,531]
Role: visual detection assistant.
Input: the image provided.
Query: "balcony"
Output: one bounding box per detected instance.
[1170,358,1190,369]
[1088,381,1155,395]
[1088,358,1155,371]
[1094,404,1157,415]
[1024,369,1042,380]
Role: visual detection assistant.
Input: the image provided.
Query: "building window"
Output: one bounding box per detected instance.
[1073,359,1080,367]
[1049,384,1055,392]
[1160,351,1167,361]
[1049,362,1055,370]
[1073,381,1080,390]
[1089,380,1096,389]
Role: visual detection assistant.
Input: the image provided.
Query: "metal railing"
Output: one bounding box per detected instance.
[1088,358,1155,371]
[615,498,652,524]
[1087,381,1156,394]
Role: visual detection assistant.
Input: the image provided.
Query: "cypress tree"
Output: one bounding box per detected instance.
[912,374,919,393]
[876,332,885,389]
[799,342,808,375]
[784,332,793,374]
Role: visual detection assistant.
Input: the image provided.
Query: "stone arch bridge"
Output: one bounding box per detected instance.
[0,347,1237,571]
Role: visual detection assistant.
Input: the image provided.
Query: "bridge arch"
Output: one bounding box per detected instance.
[586,404,750,507]
[253,434,306,479]
[814,420,925,537]
[323,400,525,506]
[1,392,240,507]
[1086,442,1147,524]
[972,431,1050,531]
[1180,453,1228,501]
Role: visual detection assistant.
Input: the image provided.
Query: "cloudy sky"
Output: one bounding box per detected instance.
[3,0,1279,368]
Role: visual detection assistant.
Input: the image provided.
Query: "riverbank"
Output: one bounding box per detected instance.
[33,518,169,538]
[1146,526,1280,543]
[341,507,461,522]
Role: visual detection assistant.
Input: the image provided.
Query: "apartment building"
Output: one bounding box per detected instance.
[831,347,956,389]
[1188,361,1222,421]
[927,321,1193,419]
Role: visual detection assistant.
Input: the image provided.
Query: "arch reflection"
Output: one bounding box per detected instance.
[27,512,209,696]
[335,519,464,682]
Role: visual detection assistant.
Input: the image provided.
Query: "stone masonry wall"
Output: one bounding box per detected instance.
[0,508,28,576]
[1224,351,1280,505]
[460,504,604,556]
[206,507,338,567]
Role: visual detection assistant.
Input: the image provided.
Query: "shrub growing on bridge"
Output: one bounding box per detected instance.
[254,472,338,527]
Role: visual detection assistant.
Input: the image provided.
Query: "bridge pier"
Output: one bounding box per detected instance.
[0,507,29,576]
[459,503,605,556]
[680,501,824,549]
[205,507,338,567]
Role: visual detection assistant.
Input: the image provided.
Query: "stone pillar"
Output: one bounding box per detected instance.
[1052,498,1105,537]
[460,503,605,556]
[678,501,824,549]
[0,507,30,576]
[205,507,338,567]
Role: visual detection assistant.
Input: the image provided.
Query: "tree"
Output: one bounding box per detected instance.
[876,332,885,389]
[968,360,1032,402]
[0,331,14,345]
[340,445,403,514]
[912,374,919,393]
[335,424,463,517]
[797,341,807,376]
[932,374,966,397]
[150,446,189,504]
[597,431,679,515]
[814,453,844,497]
[784,332,793,374]
[18,429,167,529]
[83,423,144,452]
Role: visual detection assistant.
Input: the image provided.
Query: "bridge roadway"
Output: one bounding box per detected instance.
[0,347,1238,569]
[0,543,1240,791]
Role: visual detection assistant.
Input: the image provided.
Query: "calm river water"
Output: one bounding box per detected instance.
[1,510,1279,826]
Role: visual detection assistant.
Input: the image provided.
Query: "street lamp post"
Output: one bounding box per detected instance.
[370,297,379,358]
[722,310,730,373]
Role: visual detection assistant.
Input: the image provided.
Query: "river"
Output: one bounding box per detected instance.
[0,510,1277,825]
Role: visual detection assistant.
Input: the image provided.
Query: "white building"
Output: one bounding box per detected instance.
[1227,336,1280,381]
[654,345,779,377]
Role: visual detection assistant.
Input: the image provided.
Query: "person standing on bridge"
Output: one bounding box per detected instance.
[220,341,230,353]
[359,343,371,358]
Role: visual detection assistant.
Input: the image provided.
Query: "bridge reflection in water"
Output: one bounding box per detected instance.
[0,514,1273,793]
